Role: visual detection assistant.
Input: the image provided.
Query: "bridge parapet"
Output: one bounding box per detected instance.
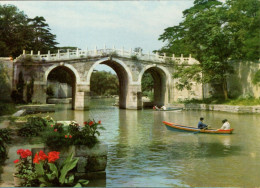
[15,47,199,65]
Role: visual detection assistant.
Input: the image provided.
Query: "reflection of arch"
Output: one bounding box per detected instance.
[87,57,132,109]
[45,63,78,109]
[138,65,171,106]
[45,63,80,84]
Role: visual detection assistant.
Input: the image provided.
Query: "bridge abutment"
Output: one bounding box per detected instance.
[126,84,142,110]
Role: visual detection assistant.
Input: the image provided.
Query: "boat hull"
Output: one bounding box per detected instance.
[163,121,234,134]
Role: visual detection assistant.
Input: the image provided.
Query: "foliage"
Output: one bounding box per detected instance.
[0,102,17,116]
[42,120,104,149]
[0,5,58,58]
[90,71,119,96]
[34,151,89,187]
[0,128,12,163]
[131,55,138,60]
[179,96,260,106]
[134,47,143,53]
[18,116,48,137]
[46,85,54,97]
[0,63,11,99]
[15,71,25,103]
[157,0,260,100]
[142,72,154,101]
[47,67,74,86]
[253,70,260,85]
[13,149,39,187]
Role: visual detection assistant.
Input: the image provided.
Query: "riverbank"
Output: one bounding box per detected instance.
[171,103,260,113]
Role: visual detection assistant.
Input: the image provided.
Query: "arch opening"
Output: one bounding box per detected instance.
[46,66,76,109]
[141,67,167,107]
[89,60,129,109]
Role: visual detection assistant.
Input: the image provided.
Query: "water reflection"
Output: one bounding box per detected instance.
[44,99,260,187]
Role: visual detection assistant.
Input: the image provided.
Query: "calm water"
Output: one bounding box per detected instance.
[50,99,260,187]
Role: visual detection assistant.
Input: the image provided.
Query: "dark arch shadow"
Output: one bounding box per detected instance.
[47,66,76,109]
[142,67,166,107]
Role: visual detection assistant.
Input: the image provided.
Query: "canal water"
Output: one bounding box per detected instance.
[49,98,260,187]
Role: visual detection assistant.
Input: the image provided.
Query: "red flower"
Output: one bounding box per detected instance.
[17,149,24,155]
[98,120,101,124]
[84,121,87,125]
[69,135,72,138]
[89,121,94,126]
[65,135,68,138]
[33,153,39,164]
[20,149,32,159]
[48,151,60,163]
[54,129,57,132]
[13,159,19,163]
[38,150,48,161]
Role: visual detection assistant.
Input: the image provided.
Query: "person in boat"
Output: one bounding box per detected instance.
[161,105,166,110]
[198,117,208,129]
[153,105,159,110]
[219,119,230,130]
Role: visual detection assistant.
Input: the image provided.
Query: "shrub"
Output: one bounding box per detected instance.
[0,128,12,163]
[18,116,48,137]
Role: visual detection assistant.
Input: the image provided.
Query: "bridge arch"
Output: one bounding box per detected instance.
[86,57,133,109]
[138,65,171,106]
[45,63,80,109]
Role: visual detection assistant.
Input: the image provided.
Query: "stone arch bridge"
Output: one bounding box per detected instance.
[13,47,203,110]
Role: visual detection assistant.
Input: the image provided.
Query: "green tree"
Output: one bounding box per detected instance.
[158,0,259,100]
[0,5,58,58]
[0,4,31,57]
[90,71,119,96]
[28,16,58,53]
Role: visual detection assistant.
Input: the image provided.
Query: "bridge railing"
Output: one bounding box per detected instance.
[15,47,199,65]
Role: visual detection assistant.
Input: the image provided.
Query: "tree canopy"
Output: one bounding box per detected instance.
[0,4,58,58]
[157,0,260,99]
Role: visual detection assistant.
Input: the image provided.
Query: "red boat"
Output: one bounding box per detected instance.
[163,121,234,134]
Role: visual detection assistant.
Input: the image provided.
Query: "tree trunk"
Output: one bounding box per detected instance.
[222,79,228,100]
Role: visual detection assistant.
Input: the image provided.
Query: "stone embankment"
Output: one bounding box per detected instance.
[180,103,260,113]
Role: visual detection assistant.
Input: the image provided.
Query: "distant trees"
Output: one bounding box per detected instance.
[90,71,119,96]
[157,0,260,100]
[0,4,58,58]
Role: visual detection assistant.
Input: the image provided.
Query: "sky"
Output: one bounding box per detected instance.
[1,1,194,71]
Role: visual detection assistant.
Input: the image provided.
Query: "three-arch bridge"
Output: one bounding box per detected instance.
[13,47,203,110]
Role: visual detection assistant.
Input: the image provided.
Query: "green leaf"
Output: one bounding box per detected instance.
[48,163,58,178]
[74,183,82,187]
[68,174,74,184]
[59,153,78,184]
[78,179,89,186]
[35,162,44,176]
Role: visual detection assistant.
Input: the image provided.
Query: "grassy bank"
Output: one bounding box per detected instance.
[179,97,260,106]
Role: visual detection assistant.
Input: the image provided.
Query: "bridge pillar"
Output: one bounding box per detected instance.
[74,91,91,110]
[32,82,47,103]
[126,84,142,110]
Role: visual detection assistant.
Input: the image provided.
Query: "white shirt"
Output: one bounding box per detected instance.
[220,122,230,130]
[161,106,166,110]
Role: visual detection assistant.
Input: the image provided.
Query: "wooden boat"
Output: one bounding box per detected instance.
[163,121,234,134]
[154,107,183,111]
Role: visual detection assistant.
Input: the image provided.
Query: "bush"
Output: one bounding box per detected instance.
[0,128,12,163]
[18,116,48,137]
[0,102,17,116]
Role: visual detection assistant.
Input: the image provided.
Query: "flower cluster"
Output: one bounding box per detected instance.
[14,149,32,164]
[33,150,60,164]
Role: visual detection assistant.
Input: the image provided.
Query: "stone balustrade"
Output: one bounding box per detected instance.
[15,46,199,65]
